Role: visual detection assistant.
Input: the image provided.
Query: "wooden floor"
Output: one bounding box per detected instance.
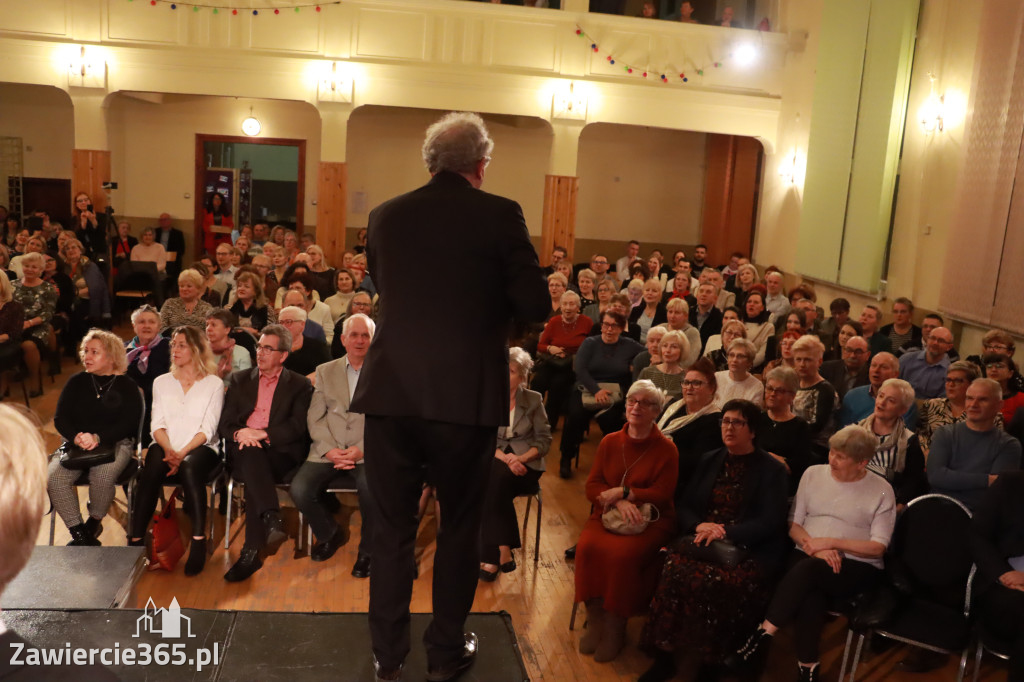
[24,343,1006,682]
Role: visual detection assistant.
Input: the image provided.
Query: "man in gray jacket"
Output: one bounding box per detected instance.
[289,313,376,577]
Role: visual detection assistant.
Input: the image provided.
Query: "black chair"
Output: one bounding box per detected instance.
[0,345,31,407]
[224,467,305,552]
[970,620,1012,682]
[847,494,976,681]
[303,470,359,550]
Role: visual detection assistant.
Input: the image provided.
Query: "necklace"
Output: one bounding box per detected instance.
[90,374,117,399]
[619,437,655,488]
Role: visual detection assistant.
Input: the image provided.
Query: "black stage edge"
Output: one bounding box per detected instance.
[3,609,530,681]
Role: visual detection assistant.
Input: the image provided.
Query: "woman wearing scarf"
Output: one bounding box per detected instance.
[856,378,928,506]
[657,357,723,487]
[204,308,251,383]
[125,305,170,447]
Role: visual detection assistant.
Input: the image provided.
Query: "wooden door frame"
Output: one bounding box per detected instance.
[194,134,306,258]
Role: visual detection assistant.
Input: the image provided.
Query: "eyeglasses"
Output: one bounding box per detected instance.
[681,380,706,388]
[726,352,750,360]
[764,385,794,395]
[986,363,1008,370]
[720,418,748,428]
[278,319,303,325]
[601,322,622,330]
[592,260,608,266]
[256,344,282,354]
[625,397,659,409]
[984,343,1011,352]
[945,377,967,385]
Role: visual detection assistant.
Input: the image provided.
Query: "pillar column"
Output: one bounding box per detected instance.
[316,105,352,267]
[543,121,583,263]
[70,92,111,214]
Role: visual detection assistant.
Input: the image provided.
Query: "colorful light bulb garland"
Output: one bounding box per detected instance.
[137,0,335,13]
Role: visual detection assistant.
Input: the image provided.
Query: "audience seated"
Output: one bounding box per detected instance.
[763,270,789,326]
[656,357,723,483]
[9,234,45,279]
[559,310,643,479]
[689,282,723,352]
[0,271,24,397]
[916,360,986,454]
[703,317,745,371]
[879,297,921,353]
[726,425,896,682]
[741,288,774,368]
[324,268,358,323]
[218,325,313,582]
[576,268,598,310]
[630,279,668,344]
[587,294,639,341]
[632,325,665,383]
[966,330,1024,393]
[277,305,331,378]
[479,347,552,582]
[531,290,591,430]
[791,335,839,458]
[639,330,688,401]
[160,268,214,331]
[714,338,763,407]
[229,270,277,336]
[820,334,870,399]
[983,352,1024,423]
[206,308,252,381]
[290,313,377,574]
[305,245,336,301]
[575,380,678,664]
[660,298,701,369]
[896,313,955,359]
[282,274,335,344]
[48,329,142,546]
[840,352,917,427]
[125,304,171,445]
[639,399,788,682]
[823,319,863,361]
[763,330,799,375]
[856,378,927,506]
[13,252,58,397]
[819,297,851,345]
[898,325,955,399]
[758,366,812,495]
[857,304,892,358]
[970,471,1024,682]
[129,326,224,576]
[926,378,1021,511]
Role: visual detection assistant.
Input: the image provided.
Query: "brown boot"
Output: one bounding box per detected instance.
[594,614,627,662]
[579,599,605,655]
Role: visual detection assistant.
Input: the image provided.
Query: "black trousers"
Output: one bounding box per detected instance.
[131,444,219,539]
[765,549,881,663]
[977,584,1024,681]
[290,460,375,558]
[558,389,626,465]
[229,443,301,549]
[479,458,542,565]
[529,359,574,428]
[364,415,495,671]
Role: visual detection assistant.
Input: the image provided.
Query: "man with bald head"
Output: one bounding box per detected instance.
[899,326,955,399]
[927,379,1021,510]
[840,352,917,427]
[820,335,870,399]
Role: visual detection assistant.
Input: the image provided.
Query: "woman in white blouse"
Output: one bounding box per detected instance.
[129,325,224,576]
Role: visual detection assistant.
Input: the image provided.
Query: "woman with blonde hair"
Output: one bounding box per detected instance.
[305,244,336,301]
[577,268,598,310]
[229,270,276,336]
[705,319,748,372]
[546,271,568,319]
[159,268,214,331]
[48,329,142,545]
[640,329,690,401]
[13,251,58,397]
[129,325,224,575]
[0,270,25,398]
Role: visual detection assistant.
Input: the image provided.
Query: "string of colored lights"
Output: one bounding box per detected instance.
[132,0,340,14]
[574,24,728,84]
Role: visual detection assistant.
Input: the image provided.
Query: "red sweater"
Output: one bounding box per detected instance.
[538,314,592,355]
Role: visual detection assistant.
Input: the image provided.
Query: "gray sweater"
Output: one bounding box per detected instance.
[927,422,1021,510]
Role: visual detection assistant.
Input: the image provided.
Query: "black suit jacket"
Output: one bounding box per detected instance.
[675,446,790,568]
[0,630,119,680]
[820,358,869,399]
[218,367,313,462]
[689,305,723,352]
[971,471,1024,595]
[155,227,186,269]
[351,171,548,427]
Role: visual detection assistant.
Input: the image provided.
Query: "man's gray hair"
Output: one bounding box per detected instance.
[509,346,533,379]
[342,312,376,338]
[879,378,916,410]
[422,112,494,175]
[828,425,876,464]
[262,324,292,352]
[279,305,307,323]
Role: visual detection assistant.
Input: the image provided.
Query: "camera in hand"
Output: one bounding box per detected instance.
[101,181,118,190]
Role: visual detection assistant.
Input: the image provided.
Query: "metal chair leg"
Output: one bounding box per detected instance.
[48,510,56,546]
[522,496,532,543]
[957,644,970,682]
[224,478,235,549]
[847,632,866,682]
[569,601,579,630]
[971,638,984,682]
[533,492,542,563]
[837,628,854,682]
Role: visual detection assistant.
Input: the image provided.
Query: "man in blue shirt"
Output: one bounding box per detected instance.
[899,326,955,399]
[841,352,918,427]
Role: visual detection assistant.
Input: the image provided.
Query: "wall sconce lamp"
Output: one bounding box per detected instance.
[241,107,261,136]
[778,149,799,184]
[552,82,587,121]
[68,45,106,88]
[318,61,353,103]
[919,74,944,134]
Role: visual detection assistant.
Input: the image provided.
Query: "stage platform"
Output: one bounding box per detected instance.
[2,546,147,610]
[3,608,530,681]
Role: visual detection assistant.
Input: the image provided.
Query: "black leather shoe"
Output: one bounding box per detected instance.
[500,559,516,573]
[263,510,287,554]
[351,554,371,578]
[372,655,403,682]
[224,547,263,582]
[425,632,478,682]
[559,462,572,479]
[67,523,101,546]
[310,527,345,563]
[564,544,576,560]
[478,567,498,582]
[84,516,103,539]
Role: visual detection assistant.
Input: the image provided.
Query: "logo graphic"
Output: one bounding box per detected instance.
[134,597,196,639]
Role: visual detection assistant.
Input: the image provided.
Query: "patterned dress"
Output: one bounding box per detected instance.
[641,455,775,662]
[13,280,58,344]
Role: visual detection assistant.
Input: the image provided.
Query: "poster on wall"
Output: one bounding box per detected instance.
[238,166,252,227]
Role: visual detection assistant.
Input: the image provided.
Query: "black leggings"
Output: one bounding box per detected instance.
[131,443,220,539]
[765,549,882,663]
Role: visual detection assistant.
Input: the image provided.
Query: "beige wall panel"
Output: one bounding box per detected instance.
[488,20,558,72]
[0,84,74,179]
[355,8,428,61]
[576,122,705,243]
[2,0,69,37]
[249,10,321,53]
[107,1,177,43]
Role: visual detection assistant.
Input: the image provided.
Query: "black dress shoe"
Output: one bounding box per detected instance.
[478,567,498,582]
[559,462,572,479]
[263,510,287,554]
[311,527,346,563]
[500,559,516,573]
[564,544,576,560]
[372,655,403,682]
[84,516,103,539]
[224,547,263,582]
[425,632,478,682]
[351,554,371,578]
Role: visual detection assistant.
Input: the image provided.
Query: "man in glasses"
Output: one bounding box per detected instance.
[218,324,313,582]
[820,335,870,400]
[899,326,955,399]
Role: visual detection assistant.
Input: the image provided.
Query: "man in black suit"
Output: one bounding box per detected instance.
[154,212,186,287]
[0,405,119,681]
[689,282,723,353]
[351,112,548,682]
[820,335,870,400]
[218,324,313,582]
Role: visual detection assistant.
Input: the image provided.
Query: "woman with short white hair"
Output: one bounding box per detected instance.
[792,334,839,458]
[661,297,702,369]
[715,338,764,407]
[577,268,598,310]
[856,378,927,505]
[640,329,689,401]
[546,272,568,319]
[13,251,58,397]
[479,347,552,582]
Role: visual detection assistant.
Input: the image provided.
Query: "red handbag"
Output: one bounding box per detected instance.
[149,488,185,572]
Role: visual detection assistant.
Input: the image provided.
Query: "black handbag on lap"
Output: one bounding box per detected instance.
[673,533,749,569]
[58,443,116,470]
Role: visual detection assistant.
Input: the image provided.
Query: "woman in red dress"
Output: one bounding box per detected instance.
[202,192,233,254]
[574,379,678,663]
